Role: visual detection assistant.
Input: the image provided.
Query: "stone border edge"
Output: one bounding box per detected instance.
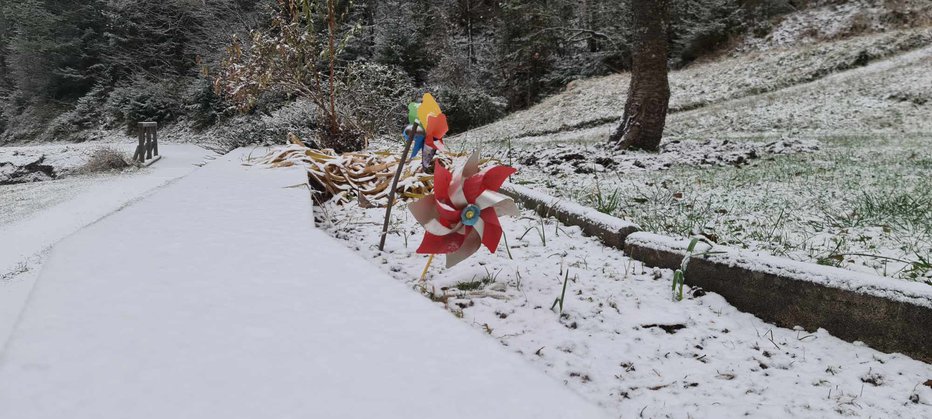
[501,183,931,363]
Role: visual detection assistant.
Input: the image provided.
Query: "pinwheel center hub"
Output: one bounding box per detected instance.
[461,204,481,226]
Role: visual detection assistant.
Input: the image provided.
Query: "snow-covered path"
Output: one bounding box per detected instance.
[0,150,607,419]
[0,144,211,347]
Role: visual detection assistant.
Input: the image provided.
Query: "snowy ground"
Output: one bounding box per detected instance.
[317,190,932,418]
[444,29,932,282]
[0,149,607,419]
[0,143,212,347]
[0,141,183,225]
[494,132,931,283]
[735,0,932,53]
[454,28,932,144]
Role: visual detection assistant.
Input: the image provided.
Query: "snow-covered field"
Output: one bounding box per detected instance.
[1,141,162,225]
[0,143,212,346]
[493,132,931,283]
[454,27,932,144]
[446,28,932,282]
[0,150,608,419]
[735,0,932,53]
[317,191,932,417]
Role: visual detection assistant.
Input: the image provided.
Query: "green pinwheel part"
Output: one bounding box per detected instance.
[408,102,420,125]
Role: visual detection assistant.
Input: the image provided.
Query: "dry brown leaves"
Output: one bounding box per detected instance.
[256,138,476,206]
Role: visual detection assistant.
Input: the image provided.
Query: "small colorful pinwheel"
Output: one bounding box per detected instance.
[407,93,449,164]
[408,152,518,268]
[379,92,451,252]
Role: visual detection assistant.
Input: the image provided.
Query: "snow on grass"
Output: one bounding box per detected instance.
[444,24,932,283]
[0,140,136,175]
[454,27,932,144]
[736,0,932,53]
[668,45,932,138]
[503,183,640,235]
[317,195,932,417]
[503,133,931,283]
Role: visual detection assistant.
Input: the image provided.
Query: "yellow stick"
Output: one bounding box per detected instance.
[420,254,435,281]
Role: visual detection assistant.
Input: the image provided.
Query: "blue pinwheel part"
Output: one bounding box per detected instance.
[409,136,426,158]
[461,204,482,226]
[403,124,426,158]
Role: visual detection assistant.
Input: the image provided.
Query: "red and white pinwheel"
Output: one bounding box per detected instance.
[408,152,519,268]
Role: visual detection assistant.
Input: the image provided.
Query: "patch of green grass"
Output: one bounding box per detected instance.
[595,133,932,282]
[454,267,502,291]
[589,180,622,215]
[454,279,488,291]
[825,189,932,235]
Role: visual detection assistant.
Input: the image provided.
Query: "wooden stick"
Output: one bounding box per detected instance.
[133,125,145,162]
[378,122,418,251]
[145,127,153,160]
[420,254,435,281]
[152,123,159,156]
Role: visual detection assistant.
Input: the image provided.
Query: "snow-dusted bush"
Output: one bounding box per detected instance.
[183,76,227,130]
[45,88,108,142]
[78,147,131,173]
[214,0,365,152]
[341,62,417,136]
[669,0,794,67]
[209,99,321,152]
[104,77,184,131]
[427,86,507,134]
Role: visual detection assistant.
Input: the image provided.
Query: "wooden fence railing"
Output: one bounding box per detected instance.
[133,122,159,163]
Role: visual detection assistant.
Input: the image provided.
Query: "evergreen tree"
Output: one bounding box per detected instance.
[496,0,569,109]
[373,0,436,83]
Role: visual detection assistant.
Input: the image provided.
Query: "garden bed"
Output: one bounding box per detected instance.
[315,191,932,416]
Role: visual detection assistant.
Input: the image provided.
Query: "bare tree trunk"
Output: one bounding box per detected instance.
[327,0,338,134]
[609,0,670,152]
[467,0,475,66]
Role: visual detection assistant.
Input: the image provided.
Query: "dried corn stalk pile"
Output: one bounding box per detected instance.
[257,142,462,206]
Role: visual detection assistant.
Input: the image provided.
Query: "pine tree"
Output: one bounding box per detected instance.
[373,0,436,83]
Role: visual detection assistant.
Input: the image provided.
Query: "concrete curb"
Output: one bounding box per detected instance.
[502,183,932,363]
[625,233,932,363]
[501,183,640,249]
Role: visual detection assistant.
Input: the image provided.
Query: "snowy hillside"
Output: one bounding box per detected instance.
[447,19,932,282]
[454,27,932,145]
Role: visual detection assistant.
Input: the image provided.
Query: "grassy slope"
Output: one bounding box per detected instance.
[455,25,932,282]
[455,27,932,145]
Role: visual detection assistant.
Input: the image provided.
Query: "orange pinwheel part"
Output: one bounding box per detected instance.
[425,113,448,150]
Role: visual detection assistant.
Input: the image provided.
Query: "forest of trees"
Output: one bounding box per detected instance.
[0,0,808,147]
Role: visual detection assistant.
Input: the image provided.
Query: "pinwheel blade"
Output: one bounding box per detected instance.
[408,102,420,125]
[479,208,503,254]
[425,113,449,150]
[445,230,482,268]
[418,93,442,131]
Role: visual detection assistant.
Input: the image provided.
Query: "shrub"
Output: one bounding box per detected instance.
[104,77,184,131]
[341,62,417,136]
[0,101,69,144]
[79,147,131,173]
[213,0,363,153]
[183,76,226,130]
[46,87,109,141]
[209,99,322,152]
[426,86,507,133]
